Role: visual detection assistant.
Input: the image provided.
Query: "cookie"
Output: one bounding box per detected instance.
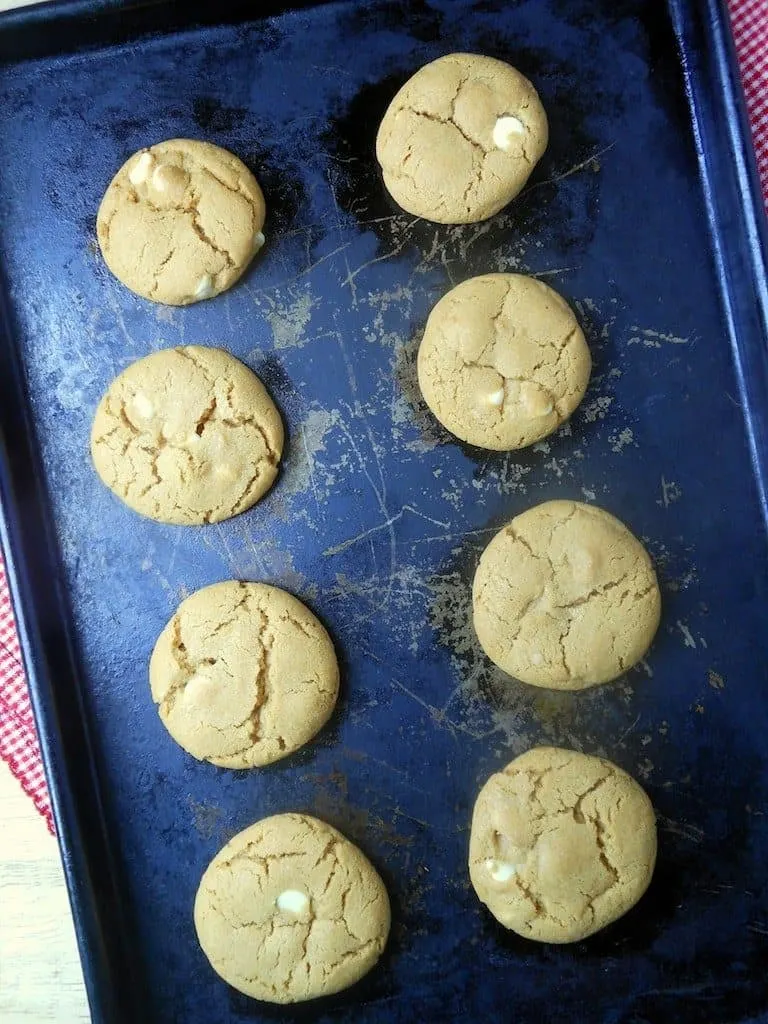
[96,139,266,305]
[469,747,657,943]
[417,274,590,449]
[194,813,390,1002]
[472,500,661,689]
[376,53,548,224]
[150,582,338,767]
[90,345,283,525]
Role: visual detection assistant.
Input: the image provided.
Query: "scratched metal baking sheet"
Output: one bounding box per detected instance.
[1,0,767,1020]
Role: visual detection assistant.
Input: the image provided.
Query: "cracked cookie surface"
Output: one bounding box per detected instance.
[194,813,390,1002]
[472,500,661,689]
[417,274,590,449]
[96,138,266,305]
[90,345,284,525]
[150,582,339,768]
[469,746,657,943]
[376,53,547,224]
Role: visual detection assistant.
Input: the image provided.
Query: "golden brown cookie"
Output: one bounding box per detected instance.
[97,139,266,304]
[194,814,390,1002]
[90,346,283,525]
[469,747,657,943]
[472,500,661,689]
[150,582,339,768]
[376,53,548,223]
[417,274,590,449]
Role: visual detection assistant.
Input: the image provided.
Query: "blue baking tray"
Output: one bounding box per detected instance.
[1,0,767,1021]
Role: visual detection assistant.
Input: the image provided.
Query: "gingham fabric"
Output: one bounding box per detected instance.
[729,0,768,209]
[0,554,54,831]
[0,3,767,835]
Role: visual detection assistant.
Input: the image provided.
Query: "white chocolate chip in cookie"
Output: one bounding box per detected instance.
[149,581,338,768]
[376,54,547,224]
[493,115,526,151]
[128,152,154,186]
[276,889,310,914]
[472,500,661,689]
[194,813,391,1003]
[150,163,189,202]
[128,392,154,420]
[485,858,518,882]
[470,747,657,943]
[194,275,216,301]
[520,381,555,418]
[97,138,266,305]
[417,273,591,451]
[90,345,284,526]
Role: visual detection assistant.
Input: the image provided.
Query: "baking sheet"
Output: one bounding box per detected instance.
[1,0,767,1020]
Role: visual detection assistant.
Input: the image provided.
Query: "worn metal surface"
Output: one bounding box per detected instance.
[0,0,767,1019]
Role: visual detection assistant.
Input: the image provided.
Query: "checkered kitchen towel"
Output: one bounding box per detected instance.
[1,1,767,836]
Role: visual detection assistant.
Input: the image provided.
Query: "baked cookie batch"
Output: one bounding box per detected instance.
[88,53,665,1002]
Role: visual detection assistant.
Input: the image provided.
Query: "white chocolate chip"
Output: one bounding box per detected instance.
[493,115,526,152]
[531,651,544,666]
[130,392,154,419]
[194,275,216,301]
[485,859,518,882]
[128,152,154,186]
[150,163,190,200]
[252,231,266,254]
[487,387,505,407]
[520,382,555,418]
[276,889,309,914]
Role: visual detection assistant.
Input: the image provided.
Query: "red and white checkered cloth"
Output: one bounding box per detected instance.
[1,2,767,836]
[731,0,768,209]
[0,555,54,830]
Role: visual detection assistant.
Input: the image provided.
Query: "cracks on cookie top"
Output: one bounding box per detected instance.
[514,873,545,919]
[96,349,280,521]
[389,64,533,190]
[409,105,488,160]
[217,604,325,760]
[250,420,279,465]
[555,621,572,681]
[198,161,259,209]
[589,806,620,889]
[572,772,613,824]
[200,583,251,640]
[186,187,236,269]
[431,283,584,435]
[194,396,218,436]
[278,606,317,638]
[492,508,656,667]
[206,824,385,992]
[285,917,316,993]
[526,760,570,813]
[610,633,627,674]
[157,614,203,715]
[174,344,213,379]
[248,608,274,744]
[179,364,279,465]
[148,247,175,298]
[554,571,631,611]
[483,762,629,930]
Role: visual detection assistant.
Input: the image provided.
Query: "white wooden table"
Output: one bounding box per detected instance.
[0,5,91,1022]
[0,763,90,1023]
